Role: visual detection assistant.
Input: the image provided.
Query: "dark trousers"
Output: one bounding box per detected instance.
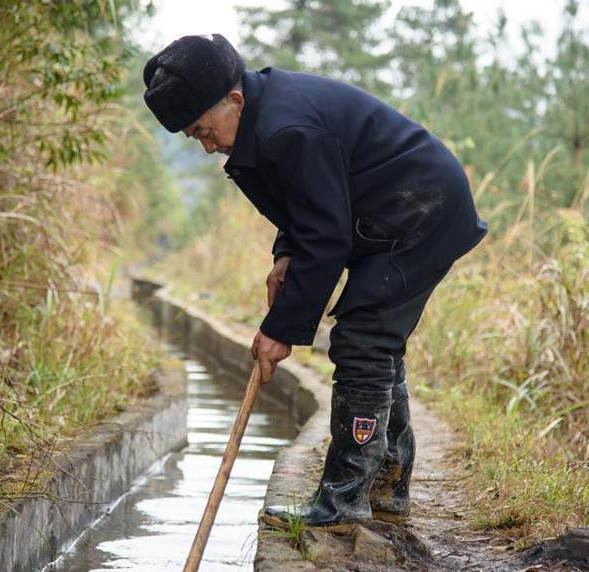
[328,269,449,391]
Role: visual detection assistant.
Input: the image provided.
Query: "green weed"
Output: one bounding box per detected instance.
[262,500,311,558]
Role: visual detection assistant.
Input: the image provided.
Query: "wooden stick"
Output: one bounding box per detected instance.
[183,361,263,572]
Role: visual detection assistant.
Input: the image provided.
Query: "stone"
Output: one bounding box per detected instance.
[352,525,398,562]
[301,528,351,562]
[372,511,410,525]
[256,521,316,571]
[260,513,290,531]
[542,527,589,562]
[311,523,358,536]
[366,520,432,562]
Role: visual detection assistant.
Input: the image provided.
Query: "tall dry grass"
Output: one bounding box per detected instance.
[0,162,161,498]
[409,165,589,542]
[0,2,161,497]
[158,187,277,326]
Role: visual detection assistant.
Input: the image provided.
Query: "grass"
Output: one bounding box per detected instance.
[0,2,175,509]
[261,499,311,558]
[0,292,161,497]
[0,88,163,501]
[407,179,589,543]
[418,384,589,540]
[0,158,163,500]
[149,191,275,324]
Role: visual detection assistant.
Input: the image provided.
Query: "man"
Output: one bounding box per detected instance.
[143,34,487,525]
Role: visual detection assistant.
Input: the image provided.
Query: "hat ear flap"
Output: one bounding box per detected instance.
[143,53,160,88]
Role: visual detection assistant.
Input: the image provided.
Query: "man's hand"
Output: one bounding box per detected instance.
[251,330,291,383]
[266,256,291,308]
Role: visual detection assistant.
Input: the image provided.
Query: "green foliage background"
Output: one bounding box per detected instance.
[238,0,589,220]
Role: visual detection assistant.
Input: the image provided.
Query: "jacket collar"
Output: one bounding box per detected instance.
[224,70,266,171]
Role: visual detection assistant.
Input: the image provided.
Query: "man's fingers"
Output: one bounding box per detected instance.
[251,333,260,359]
[259,358,273,384]
[266,274,277,307]
[253,330,290,383]
[267,259,290,308]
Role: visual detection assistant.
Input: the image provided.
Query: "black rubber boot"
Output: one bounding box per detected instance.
[265,384,392,526]
[370,381,415,516]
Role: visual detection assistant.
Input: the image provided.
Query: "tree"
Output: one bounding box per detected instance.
[388,0,484,161]
[543,0,589,198]
[387,0,552,200]
[0,1,136,168]
[238,0,393,96]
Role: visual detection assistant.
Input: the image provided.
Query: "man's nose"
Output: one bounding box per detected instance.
[202,140,217,154]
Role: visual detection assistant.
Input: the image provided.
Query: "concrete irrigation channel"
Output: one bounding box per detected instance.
[130,278,332,570]
[1,276,329,571]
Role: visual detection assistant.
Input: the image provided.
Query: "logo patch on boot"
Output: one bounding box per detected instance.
[353,417,377,445]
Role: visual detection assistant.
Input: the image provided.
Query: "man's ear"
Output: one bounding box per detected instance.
[227,89,244,110]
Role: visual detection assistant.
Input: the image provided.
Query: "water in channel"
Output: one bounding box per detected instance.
[49,348,297,571]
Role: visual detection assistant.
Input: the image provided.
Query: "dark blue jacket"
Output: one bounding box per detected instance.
[224,68,487,345]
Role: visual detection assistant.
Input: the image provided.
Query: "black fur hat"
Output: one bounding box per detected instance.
[143,34,245,133]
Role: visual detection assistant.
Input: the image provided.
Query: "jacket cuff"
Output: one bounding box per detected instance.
[273,249,294,264]
[272,230,294,263]
[260,315,319,346]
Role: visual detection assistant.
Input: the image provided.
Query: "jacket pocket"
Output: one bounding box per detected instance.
[330,218,408,317]
[350,217,397,263]
[357,218,406,286]
[355,217,397,246]
[352,217,406,289]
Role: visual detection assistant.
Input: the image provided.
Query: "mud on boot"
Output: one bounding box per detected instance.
[370,381,414,517]
[265,384,392,526]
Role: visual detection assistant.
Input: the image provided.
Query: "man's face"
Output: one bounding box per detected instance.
[182,90,244,156]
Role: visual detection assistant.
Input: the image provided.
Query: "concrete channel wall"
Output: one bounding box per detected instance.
[0,347,188,571]
[131,278,333,570]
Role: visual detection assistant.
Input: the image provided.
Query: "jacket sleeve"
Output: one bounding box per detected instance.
[272,229,294,262]
[260,126,352,345]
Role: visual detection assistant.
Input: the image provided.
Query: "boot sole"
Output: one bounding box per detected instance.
[261,513,371,530]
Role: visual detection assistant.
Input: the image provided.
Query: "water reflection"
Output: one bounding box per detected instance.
[49,351,296,571]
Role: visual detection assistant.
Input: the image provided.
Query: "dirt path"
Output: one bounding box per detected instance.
[407,399,588,571]
[404,398,521,571]
[261,393,583,571]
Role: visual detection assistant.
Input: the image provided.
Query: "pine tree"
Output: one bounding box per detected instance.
[387,0,543,192]
[544,0,589,194]
[237,0,393,96]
